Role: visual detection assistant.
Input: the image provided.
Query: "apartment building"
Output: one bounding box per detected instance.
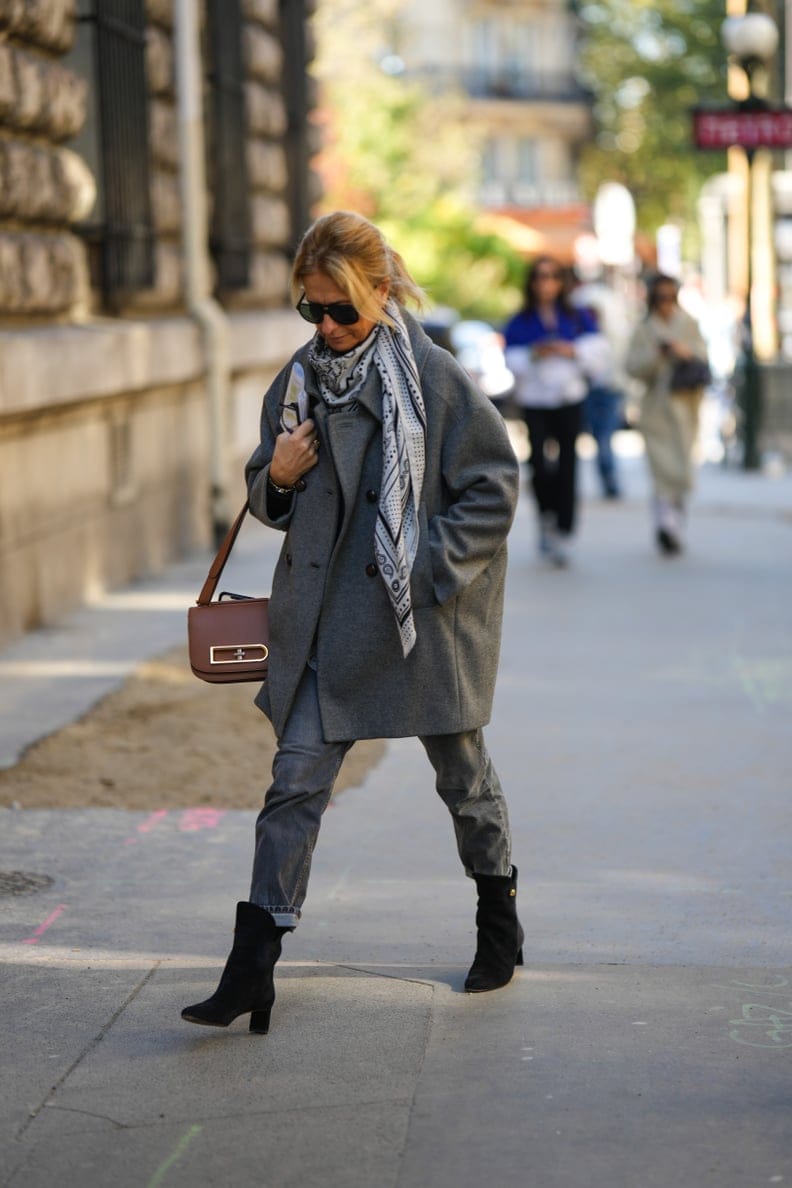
[398,0,591,237]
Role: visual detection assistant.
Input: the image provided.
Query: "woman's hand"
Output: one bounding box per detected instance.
[269,418,320,488]
[667,340,693,360]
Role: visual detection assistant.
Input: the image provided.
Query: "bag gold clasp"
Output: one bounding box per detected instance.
[209,644,269,665]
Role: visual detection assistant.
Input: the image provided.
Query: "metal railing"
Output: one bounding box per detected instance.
[206,0,251,291]
[408,65,590,104]
[87,0,155,306]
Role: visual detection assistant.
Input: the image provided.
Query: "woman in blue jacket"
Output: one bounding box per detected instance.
[504,257,603,566]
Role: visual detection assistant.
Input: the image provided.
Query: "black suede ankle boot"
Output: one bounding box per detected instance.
[464,865,524,993]
[182,902,288,1033]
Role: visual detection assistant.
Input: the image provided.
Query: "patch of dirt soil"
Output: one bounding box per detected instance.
[0,646,386,810]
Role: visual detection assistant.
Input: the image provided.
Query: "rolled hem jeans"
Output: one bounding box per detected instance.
[249,666,513,928]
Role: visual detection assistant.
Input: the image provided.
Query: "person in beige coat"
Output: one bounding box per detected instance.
[182,212,523,1036]
[626,274,709,554]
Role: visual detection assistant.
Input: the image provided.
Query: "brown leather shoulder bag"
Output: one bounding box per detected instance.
[187,503,270,684]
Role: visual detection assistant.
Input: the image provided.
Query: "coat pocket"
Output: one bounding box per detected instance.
[409,507,439,609]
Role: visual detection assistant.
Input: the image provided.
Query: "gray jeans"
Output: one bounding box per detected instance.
[250,667,513,927]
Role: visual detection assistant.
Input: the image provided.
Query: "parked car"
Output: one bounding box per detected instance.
[421,309,515,413]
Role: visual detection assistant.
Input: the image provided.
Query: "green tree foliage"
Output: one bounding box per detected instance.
[577,0,729,242]
[311,1,524,321]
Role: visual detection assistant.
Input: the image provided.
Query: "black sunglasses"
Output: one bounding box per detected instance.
[296,297,360,325]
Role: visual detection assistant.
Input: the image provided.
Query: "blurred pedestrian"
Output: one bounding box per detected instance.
[584,377,622,499]
[625,274,710,555]
[570,277,626,499]
[503,256,609,565]
[182,211,523,1036]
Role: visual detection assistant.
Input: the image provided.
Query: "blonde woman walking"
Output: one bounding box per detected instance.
[182,212,523,1035]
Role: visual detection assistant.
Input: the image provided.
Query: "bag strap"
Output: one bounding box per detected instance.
[196,502,250,606]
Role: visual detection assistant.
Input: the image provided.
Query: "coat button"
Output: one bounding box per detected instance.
[286,553,292,566]
[295,478,307,492]
[365,562,378,577]
[366,489,378,503]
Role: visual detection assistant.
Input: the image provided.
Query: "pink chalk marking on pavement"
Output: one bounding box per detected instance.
[122,807,225,844]
[22,904,67,945]
[138,810,169,833]
[179,808,227,832]
[124,809,169,844]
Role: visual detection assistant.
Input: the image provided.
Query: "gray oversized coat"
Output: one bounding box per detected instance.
[244,310,519,741]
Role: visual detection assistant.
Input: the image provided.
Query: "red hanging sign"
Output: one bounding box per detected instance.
[693,107,792,150]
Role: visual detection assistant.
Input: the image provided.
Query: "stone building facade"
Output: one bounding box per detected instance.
[0,0,319,645]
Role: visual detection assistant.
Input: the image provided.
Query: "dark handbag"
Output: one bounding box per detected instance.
[669,356,710,392]
[187,502,270,684]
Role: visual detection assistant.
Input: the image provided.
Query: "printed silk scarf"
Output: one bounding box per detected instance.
[308,300,427,656]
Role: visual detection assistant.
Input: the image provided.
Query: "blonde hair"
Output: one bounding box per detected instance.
[291,211,425,326]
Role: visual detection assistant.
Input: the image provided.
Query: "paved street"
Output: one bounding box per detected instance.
[1,446,791,1188]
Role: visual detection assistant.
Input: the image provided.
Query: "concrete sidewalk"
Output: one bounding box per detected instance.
[1,452,792,1187]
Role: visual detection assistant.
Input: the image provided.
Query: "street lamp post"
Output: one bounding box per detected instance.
[721,12,779,471]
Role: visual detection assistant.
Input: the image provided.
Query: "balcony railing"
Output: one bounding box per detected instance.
[479,179,583,209]
[466,66,590,103]
[407,65,590,104]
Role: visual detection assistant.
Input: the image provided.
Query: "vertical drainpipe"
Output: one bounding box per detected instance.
[173,0,231,544]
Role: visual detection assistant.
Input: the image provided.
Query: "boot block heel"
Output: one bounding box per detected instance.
[249,1005,272,1034]
[516,947,524,966]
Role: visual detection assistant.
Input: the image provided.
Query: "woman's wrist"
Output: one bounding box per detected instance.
[268,474,295,496]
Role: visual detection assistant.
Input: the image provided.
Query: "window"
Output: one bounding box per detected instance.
[280,0,311,254]
[472,21,496,73]
[479,136,506,206]
[517,138,538,185]
[206,0,251,289]
[481,137,500,186]
[65,0,155,308]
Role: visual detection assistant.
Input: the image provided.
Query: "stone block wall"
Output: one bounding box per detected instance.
[0,378,209,637]
[0,0,93,318]
[131,0,182,311]
[0,1,320,647]
[231,0,291,307]
[0,0,319,319]
[0,311,307,644]
[99,0,314,313]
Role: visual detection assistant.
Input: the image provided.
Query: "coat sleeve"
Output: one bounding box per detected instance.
[244,365,295,530]
[625,321,660,384]
[424,352,520,605]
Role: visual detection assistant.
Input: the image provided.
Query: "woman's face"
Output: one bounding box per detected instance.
[301,270,387,352]
[531,262,564,303]
[653,286,678,321]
